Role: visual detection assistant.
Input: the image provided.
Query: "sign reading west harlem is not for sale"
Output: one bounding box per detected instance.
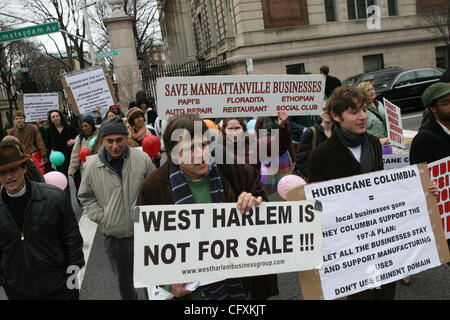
[156,75,325,119]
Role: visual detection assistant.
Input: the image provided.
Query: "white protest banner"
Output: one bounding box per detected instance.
[382,153,410,170]
[63,65,114,115]
[428,156,450,240]
[133,201,323,287]
[156,74,325,119]
[383,98,405,149]
[294,165,447,300]
[23,93,59,122]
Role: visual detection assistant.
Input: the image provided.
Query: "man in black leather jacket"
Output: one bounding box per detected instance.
[0,141,84,300]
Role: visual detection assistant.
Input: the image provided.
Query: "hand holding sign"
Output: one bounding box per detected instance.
[429,180,439,197]
[236,192,263,214]
[171,283,193,298]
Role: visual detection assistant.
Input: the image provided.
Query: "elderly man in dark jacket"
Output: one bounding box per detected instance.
[0,141,84,300]
[137,114,271,300]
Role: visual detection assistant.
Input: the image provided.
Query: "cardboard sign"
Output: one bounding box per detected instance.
[383,98,405,149]
[382,153,410,170]
[286,164,450,300]
[156,75,325,119]
[428,156,450,239]
[18,93,61,122]
[62,65,114,115]
[133,201,323,287]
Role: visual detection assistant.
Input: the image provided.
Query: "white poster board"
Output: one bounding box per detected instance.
[382,153,410,170]
[23,93,59,122]
[302,165,441,299]
[134,201,323,287]
[156,75,325,119]
[63,66,114,115]
[383,98,405,149]
[428,156,450,240]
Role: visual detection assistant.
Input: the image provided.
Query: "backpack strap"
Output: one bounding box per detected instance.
[311,126,317,150]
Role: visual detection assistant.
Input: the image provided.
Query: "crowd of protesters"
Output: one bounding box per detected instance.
[0,65,449,300]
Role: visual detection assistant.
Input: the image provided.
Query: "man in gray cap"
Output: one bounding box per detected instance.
[78,116,156,299]
[410,82,450,252]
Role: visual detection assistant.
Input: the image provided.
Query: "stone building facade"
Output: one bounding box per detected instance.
[158,0,448,80]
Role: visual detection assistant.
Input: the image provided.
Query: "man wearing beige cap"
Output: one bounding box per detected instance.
[0,141,84,299]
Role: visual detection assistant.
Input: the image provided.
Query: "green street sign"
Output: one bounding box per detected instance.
[0,22,60,43]
[96,50,119,59]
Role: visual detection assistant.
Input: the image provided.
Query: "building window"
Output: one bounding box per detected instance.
[388,0,398,16]
[324,0,337,22]
[363,54,384,72]
[347,0,377,20]
[191,2,212,56]
[436,46,449,70]
[286,63,306,74]
[213,0,227,41]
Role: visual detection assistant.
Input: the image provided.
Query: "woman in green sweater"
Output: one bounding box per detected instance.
[357,81,390,146]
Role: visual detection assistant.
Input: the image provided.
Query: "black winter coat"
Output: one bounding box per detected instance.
[410,117,450,165]
[295,123,329,179]
[308,132,383,183]
[0,180,84,296]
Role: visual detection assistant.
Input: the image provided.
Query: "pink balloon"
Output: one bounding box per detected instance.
[44,171,68,190]
[277,174,306,200]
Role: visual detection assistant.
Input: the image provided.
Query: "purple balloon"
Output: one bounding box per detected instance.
[260,164,268,183]
[277,175,306,200]
[382,145,393,154]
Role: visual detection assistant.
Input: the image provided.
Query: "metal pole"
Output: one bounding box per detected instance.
[82,0,96,66]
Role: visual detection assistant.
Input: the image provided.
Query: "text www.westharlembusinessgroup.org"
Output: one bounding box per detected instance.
[182,259,285,275]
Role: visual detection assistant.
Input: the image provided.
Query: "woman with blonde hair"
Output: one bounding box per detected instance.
[357,81,390,146]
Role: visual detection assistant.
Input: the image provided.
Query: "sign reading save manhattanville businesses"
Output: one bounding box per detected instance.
[156,75,325,119]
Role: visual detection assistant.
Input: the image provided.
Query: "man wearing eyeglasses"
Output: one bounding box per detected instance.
[410,82,450,252]
[136,114,267,300]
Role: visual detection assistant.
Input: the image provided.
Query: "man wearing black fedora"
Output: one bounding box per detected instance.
[0,141,84,300]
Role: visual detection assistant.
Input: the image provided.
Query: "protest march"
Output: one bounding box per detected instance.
[1,65,449,303]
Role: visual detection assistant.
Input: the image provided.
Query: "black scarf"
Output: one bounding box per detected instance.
[333,124,375,173]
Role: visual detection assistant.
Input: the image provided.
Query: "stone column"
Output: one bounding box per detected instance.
[103,4,142,111]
